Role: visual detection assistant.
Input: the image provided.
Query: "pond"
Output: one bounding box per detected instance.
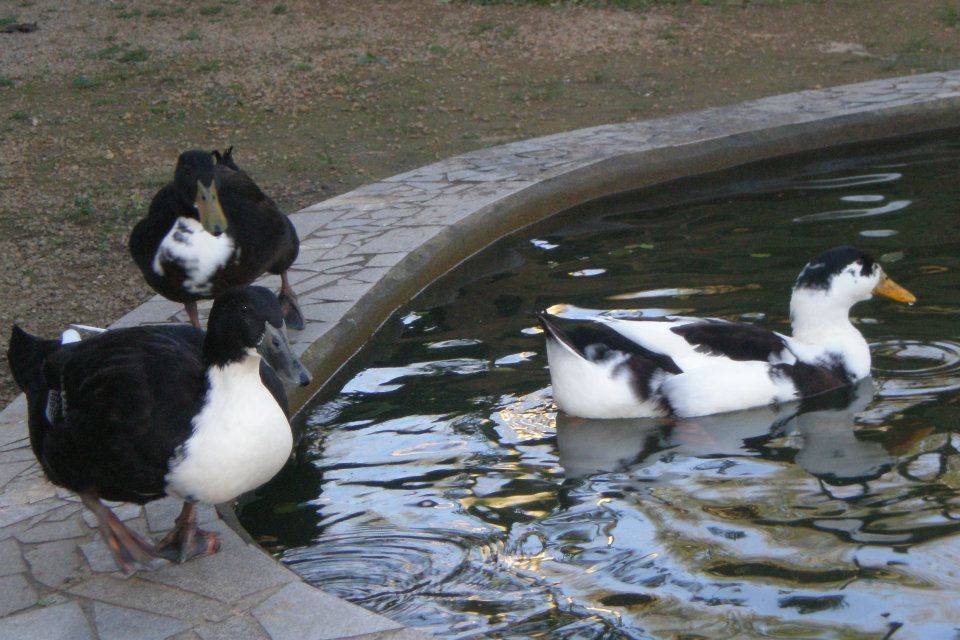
[240,130,960,639]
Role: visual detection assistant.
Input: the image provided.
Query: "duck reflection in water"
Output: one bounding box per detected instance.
[556,379,938,497]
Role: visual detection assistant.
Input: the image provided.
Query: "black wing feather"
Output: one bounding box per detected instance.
[671,321,790,362]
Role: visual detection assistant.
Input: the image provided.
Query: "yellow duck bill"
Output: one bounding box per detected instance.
[874,275,916,304]
[195,181,228,236]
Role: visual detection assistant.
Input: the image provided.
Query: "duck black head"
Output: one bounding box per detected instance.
[173,150,229,236]
[790,245,916,332]
[204,286,311,387]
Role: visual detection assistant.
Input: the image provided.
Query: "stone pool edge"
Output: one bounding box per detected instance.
[0,70,958,640]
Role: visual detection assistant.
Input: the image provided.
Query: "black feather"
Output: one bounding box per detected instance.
[537,312,681,399]
[671,321,790,362]
[795,245,876,290]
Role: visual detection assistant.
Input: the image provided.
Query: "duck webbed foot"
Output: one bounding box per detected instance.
[155,502,221,564]
[81,493,166,576]
[278,272,304,330]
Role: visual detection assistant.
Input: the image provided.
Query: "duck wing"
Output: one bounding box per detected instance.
[42,326,207,502]
[668,320,797,364]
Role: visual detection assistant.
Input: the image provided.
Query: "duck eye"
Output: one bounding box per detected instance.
[272,337,281,348]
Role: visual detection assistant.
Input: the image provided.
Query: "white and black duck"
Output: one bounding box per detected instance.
[7,286,311,573]
[539,246,916,419]
[129,147,305,329]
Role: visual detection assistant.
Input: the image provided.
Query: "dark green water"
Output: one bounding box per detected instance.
[240,132,960,639]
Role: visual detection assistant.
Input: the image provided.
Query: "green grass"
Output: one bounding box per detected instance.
[116,8,141,18]
[146,8,167,18]
[9,110,29,122]
[199,5,223,16]
[0,16,16,26]
[938,3,960,28]
[66,196,95,223]
[93,44,123,60]
[271,4,288,14]
[0,76,13,88]
[358,52,386,65]
[118,46,149,63]
[179,28,200,41]
[71,75,98,90]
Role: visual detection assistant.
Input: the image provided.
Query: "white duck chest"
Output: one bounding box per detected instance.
[152,217,236,295]
[165,356,292,505]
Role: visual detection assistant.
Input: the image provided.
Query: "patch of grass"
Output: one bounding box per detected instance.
[589,70,609,84]
[938,3,960,28]
[9,110,29,122]
[179,28,200,41]
[294,62,311,71]
[118,46,149,63]
[93,43,123,60]
[357,51,386,65]
[500,25,518,38]
[0,16,16,27]
[428,44,448,55]
[903,34,929,53]
[71,75,99,90]
[271,4,288,15]
[470,21,496,35]
[0,76,13,88]
[199,5,223,16]
[66,196,96,223]
[510,79,565,103]
[146,8,167,18]
[197,60,221,72]
[116,8,142,19]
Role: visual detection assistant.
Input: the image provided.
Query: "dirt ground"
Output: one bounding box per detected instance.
[0,0,958,404]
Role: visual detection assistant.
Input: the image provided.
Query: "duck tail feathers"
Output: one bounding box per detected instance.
[7,325,59,397]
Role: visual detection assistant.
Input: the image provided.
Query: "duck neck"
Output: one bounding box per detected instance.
[789,287,871,379]
[201,330,258,373]
[789,288,856,342]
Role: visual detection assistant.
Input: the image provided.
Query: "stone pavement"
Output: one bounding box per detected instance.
[2,71,960,639]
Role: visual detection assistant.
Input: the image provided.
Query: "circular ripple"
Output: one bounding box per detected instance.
[871,339,960,397]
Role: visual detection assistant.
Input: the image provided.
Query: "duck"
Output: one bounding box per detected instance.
[6,286,311,574]
[129,147,305,330]
[538,246,916,419]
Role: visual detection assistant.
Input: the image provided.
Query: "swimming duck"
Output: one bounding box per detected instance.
[538,246,916,419]
[129,147,305,329]
[7,286,311,573]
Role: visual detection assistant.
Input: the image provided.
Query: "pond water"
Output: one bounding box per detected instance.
[240,131,960,640]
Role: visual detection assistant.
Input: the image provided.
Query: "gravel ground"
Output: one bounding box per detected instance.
[1,0,958,404]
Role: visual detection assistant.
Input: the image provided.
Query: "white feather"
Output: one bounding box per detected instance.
[165,351,291,505]
[152,217,235,295]
[660,360,798,417]
[545,337,668,419]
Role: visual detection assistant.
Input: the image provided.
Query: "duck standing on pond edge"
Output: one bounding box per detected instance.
[7,286,311,574]
[129,147,305,330]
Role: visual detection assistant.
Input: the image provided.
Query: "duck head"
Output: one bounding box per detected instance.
[173,150,229,236]
[789,245,915,338]
[204,286,312,386]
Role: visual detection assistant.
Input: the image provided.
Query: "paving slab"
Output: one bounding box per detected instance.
[0,573,37,617]
[91,602,190,640]
[0,601,94,640]
[252,581,403,640]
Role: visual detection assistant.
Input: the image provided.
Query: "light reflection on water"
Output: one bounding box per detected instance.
[240,132,960,639]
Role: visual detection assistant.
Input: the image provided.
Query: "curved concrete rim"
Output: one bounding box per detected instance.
[1,70,959,639]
